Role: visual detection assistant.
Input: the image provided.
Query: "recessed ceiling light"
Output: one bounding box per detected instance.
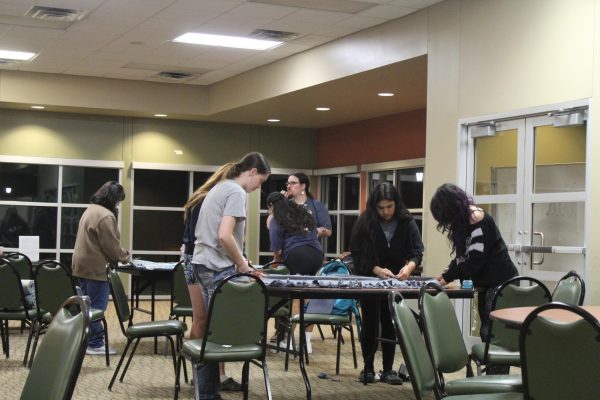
[267,119,280,122]
[174,150,183,155]
[31,105,45,109]
[315,107,330,111]
[154,113,167,117]
[378,92,394,97]
[0,50,36,61]
[173,32,282,50]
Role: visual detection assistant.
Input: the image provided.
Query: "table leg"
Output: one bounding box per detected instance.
[298,298,311,400]
[152,279,158,354]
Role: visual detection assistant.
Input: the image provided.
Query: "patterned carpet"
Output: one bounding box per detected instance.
[0,301,446,400]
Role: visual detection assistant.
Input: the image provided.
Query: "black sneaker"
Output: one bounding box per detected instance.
[220,377,243,391]
[398,363,410,382]
[358,370,375,383]
[380,370,403,385]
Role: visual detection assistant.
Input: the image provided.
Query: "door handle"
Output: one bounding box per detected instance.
[532,231,545,265]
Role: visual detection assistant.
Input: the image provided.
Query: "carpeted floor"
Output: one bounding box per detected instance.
[0,300,450,400]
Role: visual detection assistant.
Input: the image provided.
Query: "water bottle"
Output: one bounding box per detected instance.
[462,279,474,289]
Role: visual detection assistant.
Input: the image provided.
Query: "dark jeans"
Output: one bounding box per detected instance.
[478,287,509,375]
[78,278,109,348]
[360,296,396,373]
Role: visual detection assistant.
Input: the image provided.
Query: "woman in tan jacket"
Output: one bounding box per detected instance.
[72,181,130,354]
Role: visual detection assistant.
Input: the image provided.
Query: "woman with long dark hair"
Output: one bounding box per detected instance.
[350,182,423,384]
[191,152,270,400]
[283,172,332,239]
[72,181,130,355]
[430,183,517,347]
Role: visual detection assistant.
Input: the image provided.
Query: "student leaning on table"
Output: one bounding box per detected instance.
[72,181,131,355]
[430,183,518,374]
[191,152,270,400]
[181,162,242,392]
[350,182,424,385]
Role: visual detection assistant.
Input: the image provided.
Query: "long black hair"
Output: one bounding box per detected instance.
[226,152,271,179]
[291,172,313,198]
[429,183,475,258]
[351,183,411,274]
[267,192,314,234]
[90,181,125,217]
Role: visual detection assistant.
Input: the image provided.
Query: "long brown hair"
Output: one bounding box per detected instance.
[183,162,235,222]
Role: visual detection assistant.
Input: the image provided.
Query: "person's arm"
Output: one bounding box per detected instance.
[396,219,424,280]
[97,216,130,263]
[314,200,332,238]
[268,220,284,262]
[218,215,250,273]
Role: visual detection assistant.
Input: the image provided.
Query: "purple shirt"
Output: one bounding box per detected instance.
[269,219,322,261]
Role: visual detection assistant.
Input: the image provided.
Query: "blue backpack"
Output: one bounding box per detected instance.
[318,259,362,334]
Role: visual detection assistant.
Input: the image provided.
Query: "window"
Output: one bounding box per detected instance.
[258,173,289,265]
[0,157,122,263]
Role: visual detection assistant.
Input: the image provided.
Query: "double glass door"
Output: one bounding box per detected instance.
[464,108,587,337]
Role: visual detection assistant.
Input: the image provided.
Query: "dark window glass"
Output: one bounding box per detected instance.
[133,210,183,251]
[134,170,188,207]
[62,167,119,204]
[61,207,86,249]
[258,255,272,266]
[0,205,57,248]
[0,163,58,202]
[260,174,288,209]
[341,174,360,210]
[369,170,394,192]
[341,214,358,253]
[193,171,213,191]
[324,176,339,210]
[59,253,73,268]
[325,215,338,254]
[259,214,270,252]
[397,167,424,209]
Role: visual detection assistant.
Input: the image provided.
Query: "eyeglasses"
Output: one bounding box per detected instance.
[285,181,300,186]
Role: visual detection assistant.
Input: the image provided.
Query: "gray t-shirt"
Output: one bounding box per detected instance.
[192,179,247,270]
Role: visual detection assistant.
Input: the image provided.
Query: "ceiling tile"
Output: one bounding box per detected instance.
[335,15,386,29]
[263,18,327,35]
[171,0,241,13]
[358,4,416,19]
[229,2,297,19]
[197,13,275,36]
[285,9,352,24]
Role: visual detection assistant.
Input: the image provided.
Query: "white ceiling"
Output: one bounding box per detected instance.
[0,0,439,127]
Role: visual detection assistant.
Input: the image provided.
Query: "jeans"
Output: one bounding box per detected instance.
[79,278,109,348]
[192,264,235,400]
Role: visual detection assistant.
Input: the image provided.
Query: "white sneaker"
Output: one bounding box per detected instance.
[86,345,117,355]
[278,339,294,351]
[304,338,312,354]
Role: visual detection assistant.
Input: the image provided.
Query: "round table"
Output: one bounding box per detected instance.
[490,305,600,328]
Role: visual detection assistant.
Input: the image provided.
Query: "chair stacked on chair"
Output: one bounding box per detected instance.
[260,261,291,347]
[169,261,193,322]
[175,272,272,400]
[551,270,585,305]
[471,276,552,375]
[20,295,91,400]
[388,290,522,400]
[418,281,522,397]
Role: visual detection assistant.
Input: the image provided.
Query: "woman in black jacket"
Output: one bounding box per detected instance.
[350,182,423,384]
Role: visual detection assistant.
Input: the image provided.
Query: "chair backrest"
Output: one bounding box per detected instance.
[201,273,268,359]
[489,276,552,351]
[552,270,585,305]
[388,290,437,400]
[20,295,91,400]
[419,281,471,377]
[4,252,33,280]
[260,260,290,275]
[171,261,191,308]
[106,265,131,334]
[34,260,76,318]
[520,302,600,400]
[0,257,28,312]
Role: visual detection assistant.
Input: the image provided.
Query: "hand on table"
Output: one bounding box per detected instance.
[396,265,413,281]
[373,266,395,279]
[436,275,448,285]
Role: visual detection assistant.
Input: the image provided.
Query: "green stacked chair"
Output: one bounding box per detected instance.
[4,252,33,279]
[388,290,522,400]
[472,276,551,375]
[419,281,522,396]
[551,270,585,305]
[107,265,186,394]
[169,261,193,322]
[0,257,34,360]
[20,295,91,400]
[520,302,600,400]
[25,260,110,368]
[174,273,272,400]
[261,261,291,346]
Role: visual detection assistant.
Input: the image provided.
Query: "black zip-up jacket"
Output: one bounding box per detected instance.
[350,214,424,276]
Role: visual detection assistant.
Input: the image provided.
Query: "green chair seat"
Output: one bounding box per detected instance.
[182,339,263,362]
[0,309,31,320]
[42,307,104,324]
[171,305,193,317]
[472,343,521,365]
[448,393,523,400]
[291,313,350,325]
[271,306,289,318]
[445,374,522,395]
[126,319,185,338]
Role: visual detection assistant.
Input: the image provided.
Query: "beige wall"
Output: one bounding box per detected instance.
[425,0,599,302]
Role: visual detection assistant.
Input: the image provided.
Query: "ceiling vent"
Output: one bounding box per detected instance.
[250,29,300,41]
[0,58,24,65]
[156,71,196,81]
[25,6,87,22]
